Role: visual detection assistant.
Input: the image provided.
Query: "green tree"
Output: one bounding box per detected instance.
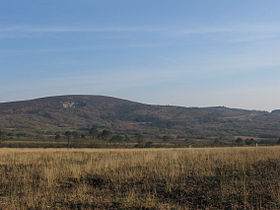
[162,135,170,141]
[110,135,124,142]
[245,138,256,145]
[71,131,79,139]
[135,133,144,143]
[144,141,153,148]
[55,134,61,140]
[89,127,98,139]
[124,134,130,142]
[235,137,243,144]
[98,130,112,141]
[0,130,4,142]
[64,131,72,147]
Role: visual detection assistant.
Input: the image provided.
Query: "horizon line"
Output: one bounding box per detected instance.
[0,94,273,113]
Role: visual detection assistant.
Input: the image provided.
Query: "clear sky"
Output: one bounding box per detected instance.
[1,0,280,111]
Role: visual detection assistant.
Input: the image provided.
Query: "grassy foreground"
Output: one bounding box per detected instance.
[0,147,279,209]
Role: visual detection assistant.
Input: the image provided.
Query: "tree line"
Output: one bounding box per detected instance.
[54,127,131,143]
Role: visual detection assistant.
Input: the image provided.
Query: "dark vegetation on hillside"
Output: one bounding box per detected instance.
[1,95,280,147]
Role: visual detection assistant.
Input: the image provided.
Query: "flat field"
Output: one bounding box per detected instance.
[0,147,279,209]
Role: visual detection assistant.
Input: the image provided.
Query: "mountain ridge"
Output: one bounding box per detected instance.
[0,94,272,113]
[0,95,279,140]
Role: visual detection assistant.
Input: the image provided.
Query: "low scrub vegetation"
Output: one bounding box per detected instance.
[0,147,279,209]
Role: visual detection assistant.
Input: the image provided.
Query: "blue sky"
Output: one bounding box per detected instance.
[1,0,280,110]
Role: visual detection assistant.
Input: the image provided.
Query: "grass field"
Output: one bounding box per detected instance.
[0,147,279,209]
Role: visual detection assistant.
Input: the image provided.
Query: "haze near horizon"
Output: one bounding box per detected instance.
[1,0,280,111]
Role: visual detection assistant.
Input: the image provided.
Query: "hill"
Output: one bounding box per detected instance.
[0,95,279,141]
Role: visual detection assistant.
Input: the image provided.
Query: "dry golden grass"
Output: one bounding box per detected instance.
[0,147,279,209]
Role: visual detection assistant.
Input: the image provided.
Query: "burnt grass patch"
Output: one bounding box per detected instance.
[78,159,280,209]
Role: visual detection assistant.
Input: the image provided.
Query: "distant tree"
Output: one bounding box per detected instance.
[124,134,130,142]
[89,127,98,139]
[134,141,153,148]
[144,141,153,148]
[81,134,86,139]
[277,138,280,145]
[64,131,72,147]
[135,133,144,143]
[214,139,220,145]
[71,131,79,139]
[235,137,244,144]
[0,130,4,142]
[245,138,256,145]
[110,135,124,142]
[97,130,112,141]
[55,134,61,140]
[162,135,170,141]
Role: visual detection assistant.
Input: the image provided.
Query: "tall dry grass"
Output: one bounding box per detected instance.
[0,147,279,209]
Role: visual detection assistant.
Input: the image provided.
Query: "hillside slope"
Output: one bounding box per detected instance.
[0,95,279,139]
